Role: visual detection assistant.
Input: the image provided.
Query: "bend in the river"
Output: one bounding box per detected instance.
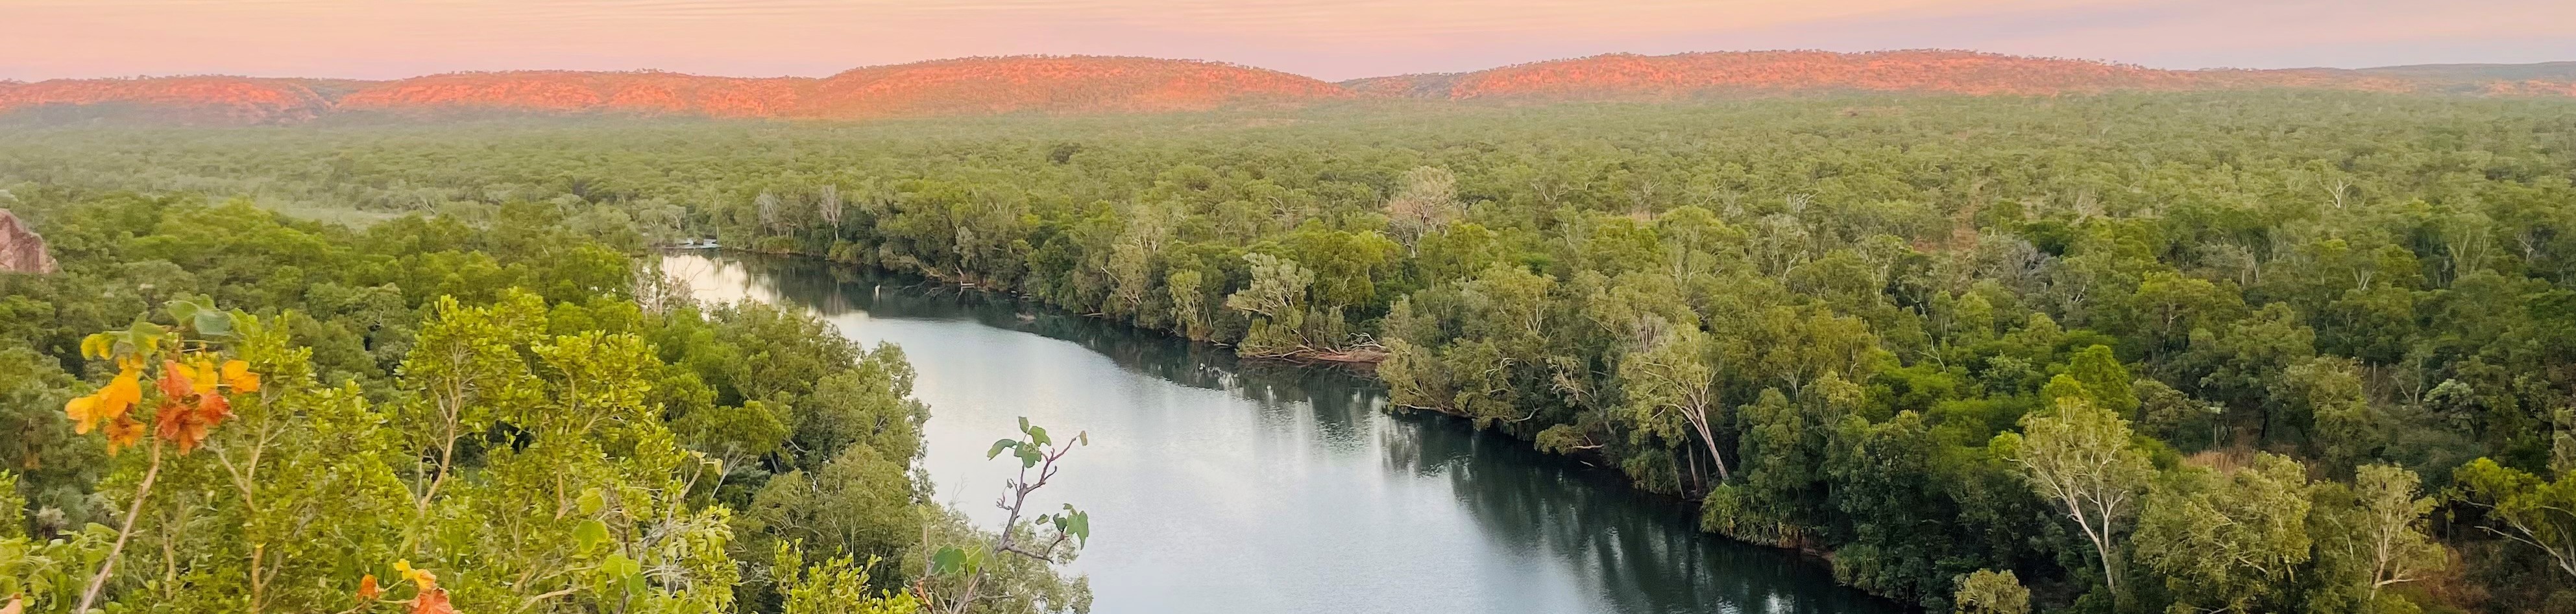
[664,252,1906,614]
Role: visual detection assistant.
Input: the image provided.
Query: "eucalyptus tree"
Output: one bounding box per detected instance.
[1994,398,2152,597]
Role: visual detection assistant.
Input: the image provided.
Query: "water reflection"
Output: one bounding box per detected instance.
[663,253,1902,614]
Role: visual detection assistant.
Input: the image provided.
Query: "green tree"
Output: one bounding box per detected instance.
[2310,464,2446,614]
[2132,453,2315,613]
[2276,356,2380,473]
[772,541,920,614]
[1952,569,2030,614]
[1616,325,1729,482]
[1224,253,1321,357]
[791,346,928,470]
[2065,345,2138,416]
[2453,458,2576,580]
[740,445,919,587]
[1994,397,2151,596]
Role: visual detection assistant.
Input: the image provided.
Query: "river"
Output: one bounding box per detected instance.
[663,252,1903,614]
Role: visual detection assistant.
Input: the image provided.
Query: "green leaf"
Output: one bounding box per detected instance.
[577,488,607,515]
[1060,505,1090,547]
[193,310,232,337]
[574,519,609,549]
[604,553,647,595]
[603,552,640,578]
[987,439,1020,460]
[164,300,200,328]
[930,547,967,575]
[1027,424,1051,447]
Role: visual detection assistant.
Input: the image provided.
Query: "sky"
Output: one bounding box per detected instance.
[4,0,2572,82]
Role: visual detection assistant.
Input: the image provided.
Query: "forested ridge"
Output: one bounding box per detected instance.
[6,50,2575,126]
[6,89,2576,613]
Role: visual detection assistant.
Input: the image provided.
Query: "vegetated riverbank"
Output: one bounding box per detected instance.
[666,249,1912,614]
[699,247,1875,578]
[731,244,1396,365]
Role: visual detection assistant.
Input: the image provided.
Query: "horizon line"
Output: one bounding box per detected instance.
[9,48,2570,85]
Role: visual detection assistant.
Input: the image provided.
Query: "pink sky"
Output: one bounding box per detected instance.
[4,0,2571,82]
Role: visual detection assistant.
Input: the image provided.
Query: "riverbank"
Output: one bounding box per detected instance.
[672,248,1911,612]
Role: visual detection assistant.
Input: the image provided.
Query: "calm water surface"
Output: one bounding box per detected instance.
[664,253,1902,614]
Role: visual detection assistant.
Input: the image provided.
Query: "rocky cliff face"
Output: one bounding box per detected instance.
[0,209,59,274]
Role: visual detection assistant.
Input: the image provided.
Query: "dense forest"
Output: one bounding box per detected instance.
[0,191,1093,613]
[6,89,2576,613]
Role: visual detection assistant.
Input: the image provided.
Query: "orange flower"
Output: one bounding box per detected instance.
[99,367,143,418]
[410,587,454,614]
[392,560,452,614]
[68,362,146,434]
[221,360,260,393]
[356,574,381,601]
[156,395,229,455]
[198,392,233,423]
[103,416,145,456]
[395,560,434,591]
[157,359,193,399]
[65,395,106,434]
[175,359,220,396]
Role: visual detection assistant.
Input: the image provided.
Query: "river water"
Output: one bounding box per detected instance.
[663,252,1902,614]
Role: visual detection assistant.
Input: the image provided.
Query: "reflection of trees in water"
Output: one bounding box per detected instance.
[735,254,1379,403]
[1380,411,1899,614]
[703,254,1901,614]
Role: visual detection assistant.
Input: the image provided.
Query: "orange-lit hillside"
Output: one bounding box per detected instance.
[792,56,1350,119]
[1374,50,2424,99]
[0,76,333,123]
[3,51,2570,124]
[2492,80,2576,96]
[335,71,805,117]
[1,56,1350,123]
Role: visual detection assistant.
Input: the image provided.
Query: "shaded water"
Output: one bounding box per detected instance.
[664,252,1902,614]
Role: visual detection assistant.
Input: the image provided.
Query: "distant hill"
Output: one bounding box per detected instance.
[0,75,334,124]
[1340,50,2441,100]
[0,56,1348,124]
[2353,61,2576,82]
[2341,61,2576,95]
[321,56,1345,121]
[797,56,1348,119]
[331,70,807,118]
[3,51,2570,124]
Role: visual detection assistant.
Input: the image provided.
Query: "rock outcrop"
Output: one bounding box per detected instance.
[0,209,58,274]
